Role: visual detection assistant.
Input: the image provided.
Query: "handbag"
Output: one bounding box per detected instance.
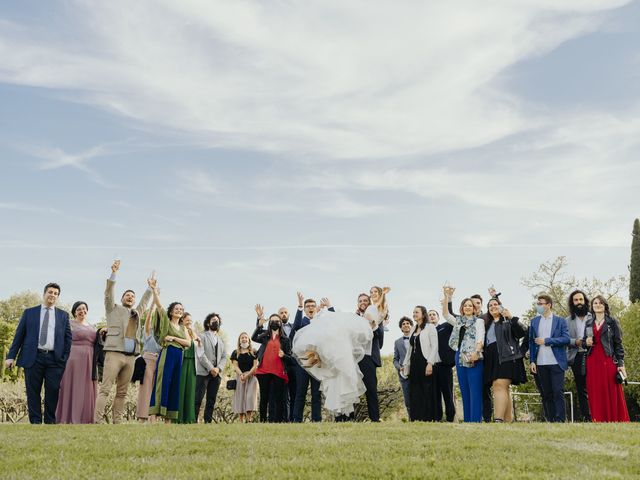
[226,379,237,390]
[616,370,628,386]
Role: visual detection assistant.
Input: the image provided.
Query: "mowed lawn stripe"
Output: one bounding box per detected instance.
[1,423,639,479]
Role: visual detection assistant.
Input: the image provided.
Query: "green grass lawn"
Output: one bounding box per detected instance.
[2,423,639,479]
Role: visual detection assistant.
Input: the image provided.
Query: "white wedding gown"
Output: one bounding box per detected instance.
[292,309,375,416]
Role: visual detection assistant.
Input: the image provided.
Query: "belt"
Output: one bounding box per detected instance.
[37,348,53,354]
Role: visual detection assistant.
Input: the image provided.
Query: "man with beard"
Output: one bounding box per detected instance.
[566,290,592,422]
[95,260,153,424]
[353,293,383,422]
[195,312,228,423]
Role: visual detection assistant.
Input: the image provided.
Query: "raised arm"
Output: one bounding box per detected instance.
[135,272,155,316]
[104,260,119,314]
[441,291,456,326]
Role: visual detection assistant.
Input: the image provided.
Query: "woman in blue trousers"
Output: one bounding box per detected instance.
[442,287,485,422]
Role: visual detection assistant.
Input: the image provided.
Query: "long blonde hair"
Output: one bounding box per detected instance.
[371,286,390,321]
[236,332,256,356]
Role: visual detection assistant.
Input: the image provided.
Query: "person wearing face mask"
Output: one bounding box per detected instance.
[95,260,154,424]
[529,294,570,422]
[256,304,297,422]
[195,312,227,424]
[252,313,293,422]
[231,332,259,423]
[566,290,592,422]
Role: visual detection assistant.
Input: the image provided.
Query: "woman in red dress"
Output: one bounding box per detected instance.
[584,295,629,422]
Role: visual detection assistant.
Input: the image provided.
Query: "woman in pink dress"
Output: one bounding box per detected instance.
[56,301,98,424]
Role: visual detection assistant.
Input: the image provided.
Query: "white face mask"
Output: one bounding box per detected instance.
[240,341,249,349]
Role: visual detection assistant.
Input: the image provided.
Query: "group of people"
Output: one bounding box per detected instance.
[4,260,631,424]
[392,288,630,423]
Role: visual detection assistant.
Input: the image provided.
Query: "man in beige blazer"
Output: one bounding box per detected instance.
[94,260,153,423]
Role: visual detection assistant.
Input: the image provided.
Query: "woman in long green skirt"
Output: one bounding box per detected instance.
[176,312,200,424]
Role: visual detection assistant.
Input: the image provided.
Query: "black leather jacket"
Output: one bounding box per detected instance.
[489,317,526,364]
[583,315,625,367]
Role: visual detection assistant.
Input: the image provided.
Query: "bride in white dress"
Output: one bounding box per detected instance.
[291,289,390,417]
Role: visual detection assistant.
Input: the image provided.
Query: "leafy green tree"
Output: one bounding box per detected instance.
[521,256,628,320]
[0,291,41,380]
[631,218,640,303]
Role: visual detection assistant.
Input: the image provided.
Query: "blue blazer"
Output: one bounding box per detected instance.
[528,314,569,371]
[8,306,72,368]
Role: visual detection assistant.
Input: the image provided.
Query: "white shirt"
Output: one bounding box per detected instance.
[536,313,557,366]
[575,316,587,340]
[39,305,56,350]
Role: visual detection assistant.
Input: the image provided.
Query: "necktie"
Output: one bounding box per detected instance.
[39,308,50,347]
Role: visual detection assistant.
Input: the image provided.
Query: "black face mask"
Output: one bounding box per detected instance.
[270,322,281,331]
[574,304,589,317]
[210,321,220,331]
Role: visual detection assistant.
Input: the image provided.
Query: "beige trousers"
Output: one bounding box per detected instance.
[136,351,159,419]
[94,351,135,424]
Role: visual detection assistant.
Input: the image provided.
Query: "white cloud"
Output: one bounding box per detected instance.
[0,0,630,159]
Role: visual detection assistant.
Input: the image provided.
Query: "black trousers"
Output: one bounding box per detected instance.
[195,374,221,423]
[258,374,285,423]
[537,364,566,422]
[358,356,380,422]
[409,374,436,422]
[268,366,297,422]
[24,350,65,424]
[433,364,456,422]
[571,352,591,421]
[483,383,493,422]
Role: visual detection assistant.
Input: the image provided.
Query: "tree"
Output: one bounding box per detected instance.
[521,256,628,320]
[0,291,41,380]
[631,218,640,303]
[619,303,640,421]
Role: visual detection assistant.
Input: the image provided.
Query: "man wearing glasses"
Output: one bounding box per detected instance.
[529,294,570,422]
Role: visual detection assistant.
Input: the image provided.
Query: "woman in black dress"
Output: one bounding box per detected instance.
[483,298,527,422]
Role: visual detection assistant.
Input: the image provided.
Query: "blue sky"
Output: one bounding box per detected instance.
[1,0,639,354]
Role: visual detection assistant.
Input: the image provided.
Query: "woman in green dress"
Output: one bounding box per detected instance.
[176,312,200,424]
[148,287,191,423]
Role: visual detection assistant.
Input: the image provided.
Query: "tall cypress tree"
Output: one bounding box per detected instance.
[631,218,640,303]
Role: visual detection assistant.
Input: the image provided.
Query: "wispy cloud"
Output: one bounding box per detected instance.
[0,0,630,159]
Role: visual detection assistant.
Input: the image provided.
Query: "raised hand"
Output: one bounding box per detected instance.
[111,260,121,274]
[382,286,391,295]
[147,270,158,289]
[321,297,332,309]
[488,285,498,298]
[296,291,304,308]
[255,304,264,319]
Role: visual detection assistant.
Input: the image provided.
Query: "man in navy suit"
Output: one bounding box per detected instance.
[5,283,72,424]
[529,293,570,422]
[291,292,324,422]
[393,316,413,417]
[355,293,384,422]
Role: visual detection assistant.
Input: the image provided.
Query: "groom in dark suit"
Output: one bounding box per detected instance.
[5,283,72,423]
[356,293,383,422]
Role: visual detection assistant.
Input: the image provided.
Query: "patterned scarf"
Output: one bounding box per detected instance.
[448,315,479,354]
